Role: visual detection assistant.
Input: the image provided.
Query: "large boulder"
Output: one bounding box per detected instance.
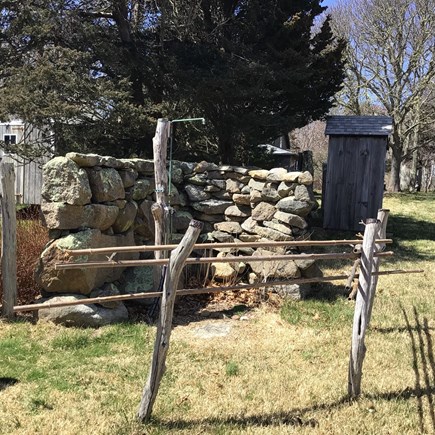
[41,203,119,230]
[86,167,125,202]
[35,229,138,295]
[249,248,300,279]
[38,295,128,327]
[118,266,155,305]
[112,201,138,233]
[276,197,312,217]
[42,157,92,205]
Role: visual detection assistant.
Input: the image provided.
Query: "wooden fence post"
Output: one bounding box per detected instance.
[348,218,380,398]
[138,219,203,422]
[152,118,171,290]
[367,209,389,323]
[1,162,17,320]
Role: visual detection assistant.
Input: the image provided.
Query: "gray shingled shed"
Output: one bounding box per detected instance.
[323,116,392,231]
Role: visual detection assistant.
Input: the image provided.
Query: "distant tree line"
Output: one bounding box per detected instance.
[0,0,345,164]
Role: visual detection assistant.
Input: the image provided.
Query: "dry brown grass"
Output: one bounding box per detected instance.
[0,193,434,434]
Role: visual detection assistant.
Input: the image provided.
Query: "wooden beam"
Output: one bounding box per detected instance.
[348,218,380,398]
[11,269,424,313]
[54,251,394,271]
[62,239,393,256]
[1,163,17,320]
[137,219,203,422]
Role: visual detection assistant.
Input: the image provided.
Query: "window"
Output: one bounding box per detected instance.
[3,135,16,145]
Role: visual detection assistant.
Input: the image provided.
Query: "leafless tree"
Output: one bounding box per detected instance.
[331,0,435,191]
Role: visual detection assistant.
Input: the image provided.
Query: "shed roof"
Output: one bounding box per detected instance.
[325,116,392,136]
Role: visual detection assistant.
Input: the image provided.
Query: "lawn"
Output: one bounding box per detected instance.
[0,193,434,434]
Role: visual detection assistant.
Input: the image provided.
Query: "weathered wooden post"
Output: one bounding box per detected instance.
[367,209,389,323]
[348,218,380,398]
[151,118,171,290]
[1,162,17,320]
[138,219,203,422]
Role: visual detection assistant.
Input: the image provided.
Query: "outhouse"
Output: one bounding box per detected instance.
[323,115,392,231]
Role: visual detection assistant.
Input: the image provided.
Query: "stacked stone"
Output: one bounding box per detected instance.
[36,153,321,326]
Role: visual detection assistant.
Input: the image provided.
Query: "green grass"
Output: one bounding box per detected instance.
[0,192,434,435]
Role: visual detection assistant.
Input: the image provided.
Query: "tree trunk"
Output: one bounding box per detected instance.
[388,131,402,192]
[218,135,234,164]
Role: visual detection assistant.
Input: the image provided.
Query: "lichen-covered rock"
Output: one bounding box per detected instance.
[185,184,210,202]
[261,183,281,202]
[86,167,125,202]
[171,165,184,184]
[249,248,300,279]
[128,159,154,173]
[38,295,128,327]
[42,157,92,205]
[41,203,118,231]
[130,179,154,201]
[214,222,243,235]
[277,181,295,197]
[187,174,208,185]
[274,211,308,229]
[251,202,276,222]
[276,197,312,217]
[112,201,138,233]
[226,179,242,194]
[210,231,235,243]
[192,199,232,214]
[294,184,315,204]
[270,283,311,300]
[134,200,154,239]
[89,283,121,308]
[35,229,137,295]
[248,178,266,191]
[118,168,139,188]
[118,266,155,305]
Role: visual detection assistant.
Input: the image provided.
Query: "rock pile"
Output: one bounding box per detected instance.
[36,153,320,326]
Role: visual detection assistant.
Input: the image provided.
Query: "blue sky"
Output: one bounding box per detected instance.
[322,0,338,7]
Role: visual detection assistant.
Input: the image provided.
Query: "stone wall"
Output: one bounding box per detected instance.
[35,153,321,325]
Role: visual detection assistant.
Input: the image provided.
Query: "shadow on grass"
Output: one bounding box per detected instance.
[401,306,435,433]
[149,385,435,431]
[0,377,19,391]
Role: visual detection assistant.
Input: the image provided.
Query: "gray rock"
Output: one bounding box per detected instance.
[283,172,302,182]
[204,185,221,193]
[168,184,182,205]
[253,226,294,241]
[294,185,313,203]
[241,185,251,194]
[266,167,288,182]
[263,219,293,235]
[226,179,242,194]
[118,168,139,188]
[89,283,121,308]
[276,198,312,217]
[241,216,257,233]
[207,171,225,180]
[134,200,154,239]
[301,263,324,279]
[192,212,223,223]
[294,257,316,270]
[98,156,124,169]
[180,161,196,175]
[42,157,92,205]
[248,169,269,180]
[233,194,251,205]
[212,190,232,200]
[274,211,308,229]
[232,166,249,175]
[118,266,155,305]
[225,205,251,219]
[171,166,184,184]
[271,283,311,300]
[251,202,276,222]
[35,229,138,295]
[65,152,100,167]
[194,161,219,173]
[250,190,263,204]
[298,171,313,185]
[185,184,210,202]
[187,174,208,185]
[261,183,281,202]
[248,178,266,191]
[172,210,193,231]
[41,202,119,231]
[86,167,125,202]
[214,222,243,234]
[277,181,294,197]
[249,248,300,279]
[209,179,227,189]
[210,231,235,243]
[192,200,232,214]
[239,233,261,242]
[128,159,154,174]
[38,295,129,327]
[212,253,239,281]
[130,179,154,201]
[112,201,138,233]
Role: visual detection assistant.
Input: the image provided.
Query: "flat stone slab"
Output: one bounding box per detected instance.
[192,322,232,338]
